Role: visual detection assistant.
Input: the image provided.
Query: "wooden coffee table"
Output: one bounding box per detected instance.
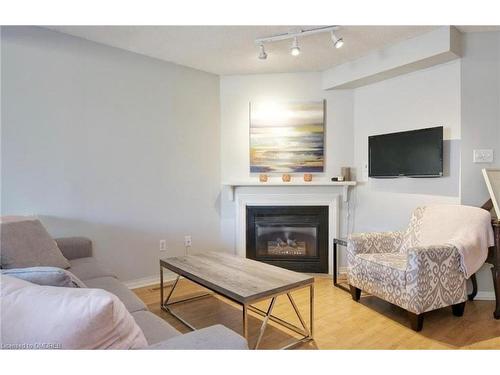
[160,252,314,349]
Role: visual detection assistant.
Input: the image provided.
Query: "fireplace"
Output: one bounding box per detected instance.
[246,206,329,273]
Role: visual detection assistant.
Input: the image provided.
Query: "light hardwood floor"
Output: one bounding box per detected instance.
[133,275,500,349]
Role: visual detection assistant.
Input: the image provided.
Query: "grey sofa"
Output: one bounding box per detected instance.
[53,237,248,349]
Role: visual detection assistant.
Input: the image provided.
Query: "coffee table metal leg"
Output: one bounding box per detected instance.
[160,274,212,331]
[310,283,314,338]
[247,287,314,349]
[247,304,308,336]
[287,292,310,337]
[160,266,164,309]
[242,304,248,342]
[333,242,338,286]
[254,297,277,349]
[163,275,180,306]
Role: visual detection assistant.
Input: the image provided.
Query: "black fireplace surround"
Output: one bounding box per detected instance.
[246,206,329,273]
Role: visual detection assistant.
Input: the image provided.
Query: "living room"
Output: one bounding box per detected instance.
[1,0,500,372]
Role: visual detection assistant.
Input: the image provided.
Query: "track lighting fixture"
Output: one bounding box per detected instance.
[255,26,344,60]
[331,32,344,49]
[258,44,267,60]
[290,37,300,56]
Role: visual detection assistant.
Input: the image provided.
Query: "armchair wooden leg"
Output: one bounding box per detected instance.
[452,302,466,317]
[349,285,361,302]
[407,311,424,332]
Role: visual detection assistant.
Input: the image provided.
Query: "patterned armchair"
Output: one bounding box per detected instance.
[347,207,468,331]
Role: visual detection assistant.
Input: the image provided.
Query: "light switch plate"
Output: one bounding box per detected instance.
[159,240,167,252]
[473,149,494,163]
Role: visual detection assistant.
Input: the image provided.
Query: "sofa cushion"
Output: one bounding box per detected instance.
[147,325,248,350]
[68,257,116,281]
[0,217,70,270]
[131,310,180,345]
[84,276,147,313]
[55,237,92,260]
[0,275,147,349]
[1,266,86,288]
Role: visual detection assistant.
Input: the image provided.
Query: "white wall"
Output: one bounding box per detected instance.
[460,31,500,294]
[352,61,462,234]
[219,73,354,251]
[461,31,500,207]
[1,26,223,283]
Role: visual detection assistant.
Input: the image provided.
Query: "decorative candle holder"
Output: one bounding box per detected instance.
[282,174,291,182]
[303,173,312,182]
[341,167,351,181]
[259,174,268,182]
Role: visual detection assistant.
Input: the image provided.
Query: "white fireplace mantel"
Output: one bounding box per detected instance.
[222,180,356,202]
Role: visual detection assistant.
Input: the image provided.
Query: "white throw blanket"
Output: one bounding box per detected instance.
[418,205,494,278]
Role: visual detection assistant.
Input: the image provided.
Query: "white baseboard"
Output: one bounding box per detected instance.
[475,291,496,301]
[124,273,177,289]
[123,275,160,289]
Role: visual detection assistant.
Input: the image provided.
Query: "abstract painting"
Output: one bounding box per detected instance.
[250,101,325,173]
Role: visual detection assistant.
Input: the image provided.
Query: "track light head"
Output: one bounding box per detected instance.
[258,44,267,60]
[290,37,301,56]
[331,32,344,49]
[255,26,342,60]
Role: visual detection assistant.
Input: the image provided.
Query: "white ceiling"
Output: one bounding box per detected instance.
[45,26,499,75]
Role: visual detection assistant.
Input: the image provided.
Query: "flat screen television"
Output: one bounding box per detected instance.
[369,126,443,178]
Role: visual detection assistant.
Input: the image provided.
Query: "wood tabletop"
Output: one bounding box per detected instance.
[160,252,314,304]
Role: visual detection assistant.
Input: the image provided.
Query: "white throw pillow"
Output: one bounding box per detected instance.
[0,275,148,349]
[1,267,87,288]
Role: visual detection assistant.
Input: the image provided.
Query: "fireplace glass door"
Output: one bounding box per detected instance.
[246,206,328,273]
[255,224,318,258]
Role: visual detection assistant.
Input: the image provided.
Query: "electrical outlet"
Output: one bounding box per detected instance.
[184,235,192,247]
[473,149,493,163]
[159,240,167,252]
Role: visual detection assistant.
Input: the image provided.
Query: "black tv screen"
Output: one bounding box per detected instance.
[369,126,443,178]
